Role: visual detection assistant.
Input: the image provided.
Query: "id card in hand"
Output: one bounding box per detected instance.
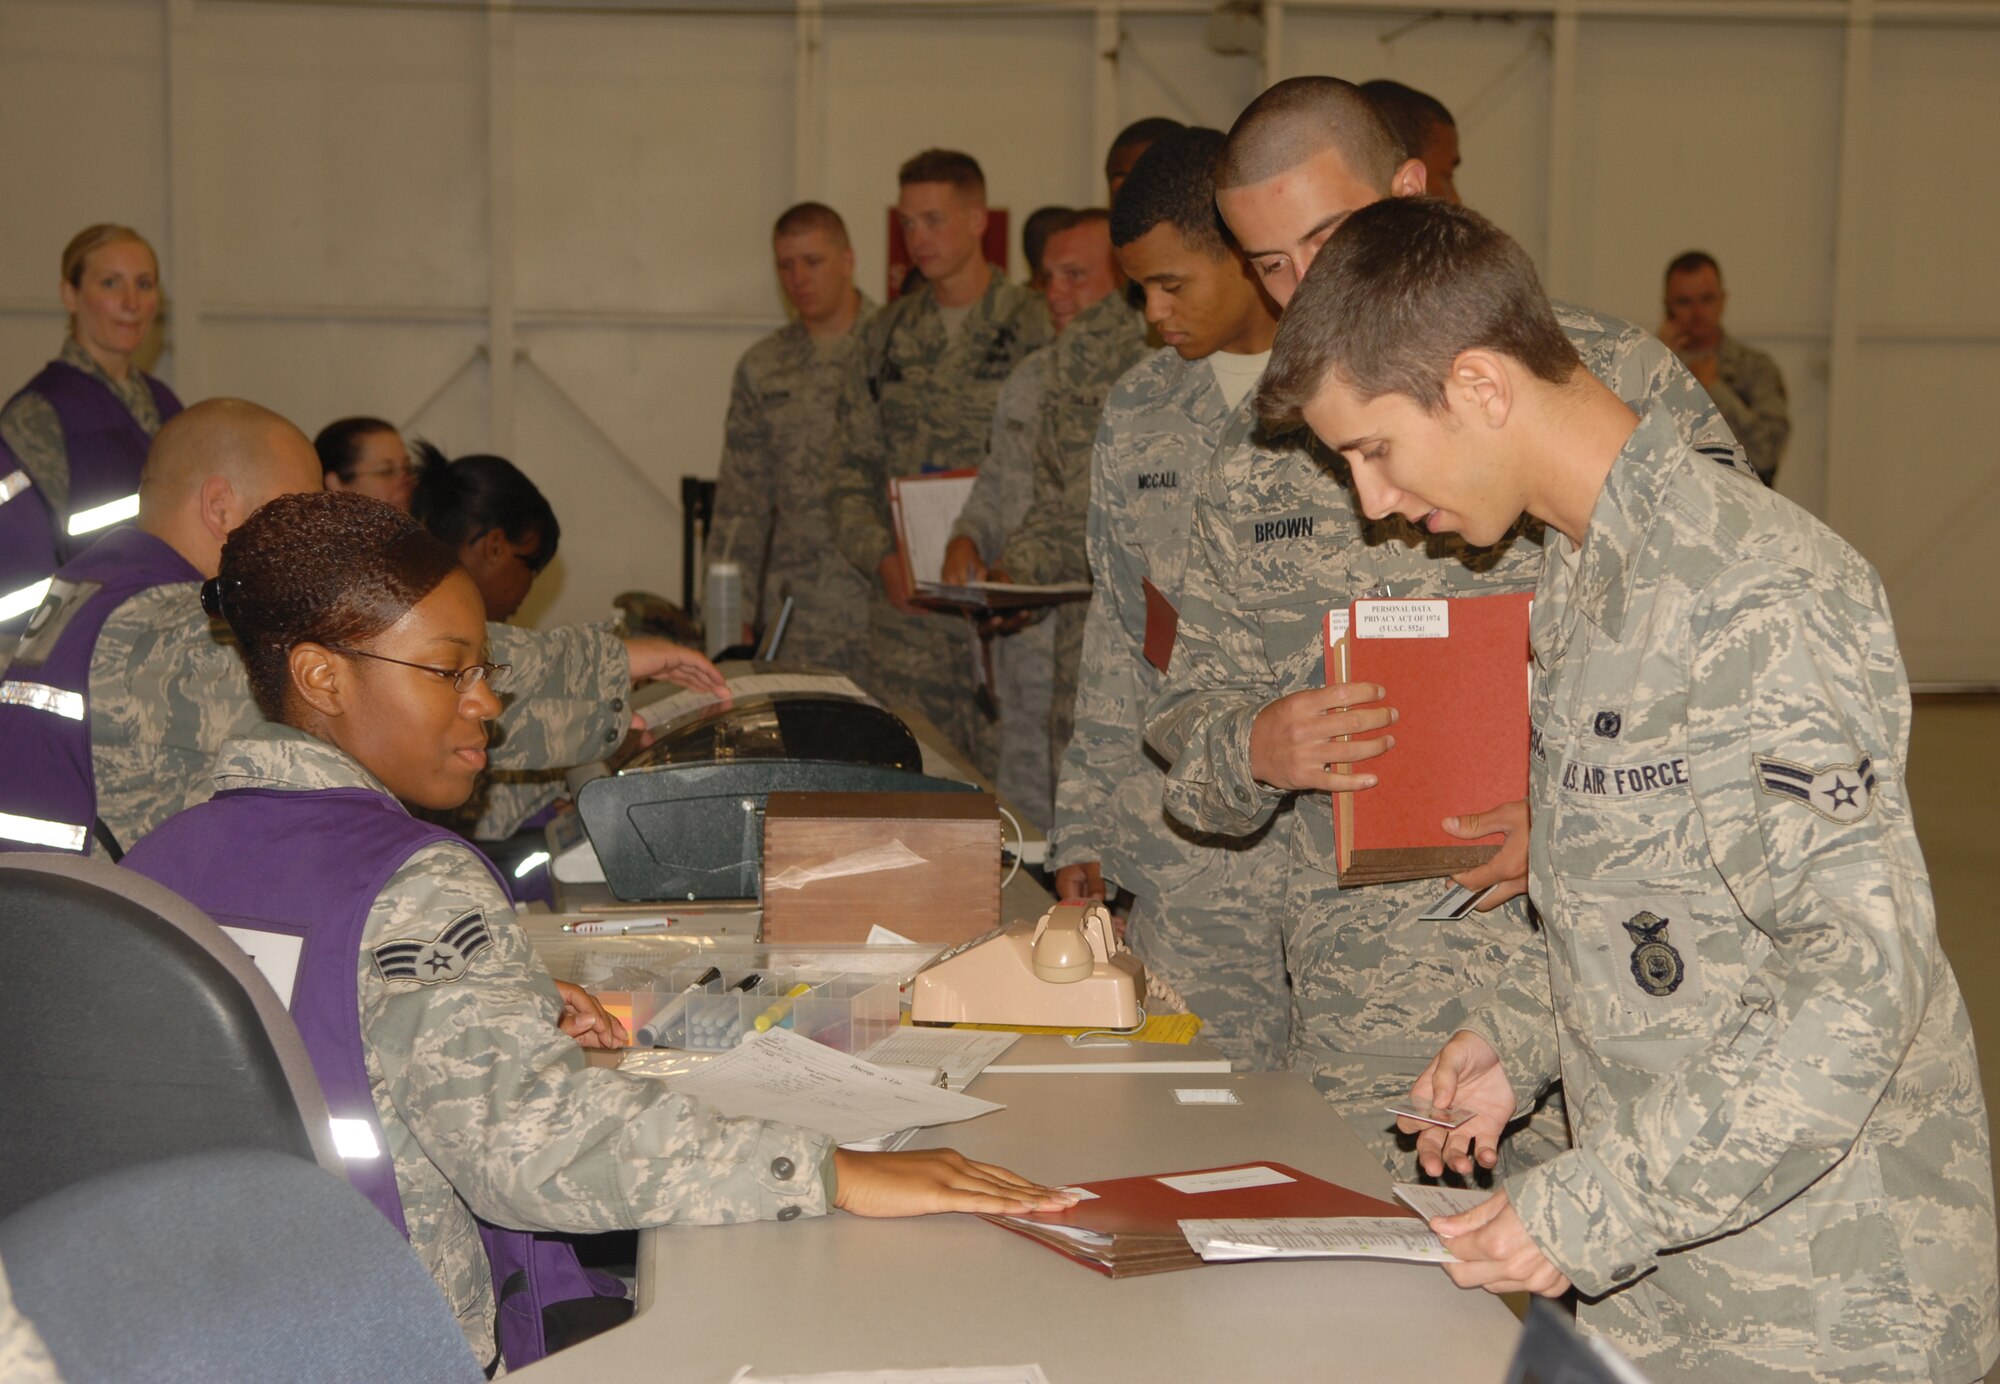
[1386,1095,1478,1129]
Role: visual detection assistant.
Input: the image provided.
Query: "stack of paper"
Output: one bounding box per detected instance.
[623,1028,1001,1148]
[912,579,1092,611]
[857,1029,1021,1091]
[889,471,978,587]
[1178,1217,1453,1264]
[984,1162,1416,1278]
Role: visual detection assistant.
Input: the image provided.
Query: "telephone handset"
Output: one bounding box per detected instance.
[909,901,1146,1029]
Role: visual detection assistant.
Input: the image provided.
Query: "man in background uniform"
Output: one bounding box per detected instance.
[943,210,1123,829]
[1661,249,1791,485]
[1054,128,1293,1069]
[709,203,876,676]
[1144,77,1751,1174]
[827,150,1048,772]
[1265,193,1997,1384]
[1359,79,1461,205]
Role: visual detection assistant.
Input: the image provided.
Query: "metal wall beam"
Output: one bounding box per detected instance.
[1822,0,1874,528]
[487,0,518,454]
[163,0,205,398]
[794,0,827,201]
[1543,0,1580,292]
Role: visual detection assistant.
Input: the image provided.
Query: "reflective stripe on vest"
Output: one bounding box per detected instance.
[328,1116,384,1160]
[0,680,85,721]
[0,470,28,505]
[0,811,88,852]
[67,492,140,537]
[0,578,52,623]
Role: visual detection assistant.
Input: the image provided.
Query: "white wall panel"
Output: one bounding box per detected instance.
[201,319,488,447]
[0,0,169,389]
[514,11,794,317]
[192,2,488,311]
[821,13,1097,295]
[1279,12,1551,269]
[1114,13,1261,137]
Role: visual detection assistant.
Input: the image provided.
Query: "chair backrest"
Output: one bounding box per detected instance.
[0,852,340,1220]
[1504,1299,1654,1384]
[0,1149,484,1384]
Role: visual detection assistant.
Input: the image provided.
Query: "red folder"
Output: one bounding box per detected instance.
[1141,577,1178,673]
[1327,592,1532,886]
[982,1161,1411,1278]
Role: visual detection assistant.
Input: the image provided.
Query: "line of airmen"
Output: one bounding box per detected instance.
[709,78,1995,1382]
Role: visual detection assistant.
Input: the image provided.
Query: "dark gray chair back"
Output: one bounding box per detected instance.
[0,853,339,1219]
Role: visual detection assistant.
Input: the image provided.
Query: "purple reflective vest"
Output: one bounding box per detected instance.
[121,783,626,1370]
[0,528,200,856]
[0,361,181,633]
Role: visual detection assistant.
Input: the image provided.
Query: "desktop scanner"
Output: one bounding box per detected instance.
[548,671,979,902]
[909,901,1146,1029]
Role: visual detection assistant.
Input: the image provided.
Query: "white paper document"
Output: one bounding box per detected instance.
[1156,1165,1295,1194]
[857,1029,1022,1091]
[641,1027,1002,1146]
[1178,1217,1453,1264]
[890,472,977,585]
[727,1366,1052,1384]
[218,925,305,1008]
[1392,1183,1492,1222]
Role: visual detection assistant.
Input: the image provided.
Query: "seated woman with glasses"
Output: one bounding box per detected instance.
[315,416,420,511]
[410,444,556,624]
[121,492,1075,1374]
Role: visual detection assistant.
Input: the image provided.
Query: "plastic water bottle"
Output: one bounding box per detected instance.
[704,559,742,658]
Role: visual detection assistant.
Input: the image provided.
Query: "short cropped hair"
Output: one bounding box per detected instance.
[1359,80,1455,160]
[61,223,155,288]
[898,149,986,197]
[1257,198,1581,427]
[1110,117,1186,156]
[1110,127,1230,257]
[773,202,850,246]
[1054,207,1111,236]
[206,491,459,721]
[1023,206,1072,273]
[1218,77,1406,194]
[1665,249,1722,285]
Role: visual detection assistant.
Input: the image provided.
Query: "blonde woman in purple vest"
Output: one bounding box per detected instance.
[0,225,181,636]
[124,491,1075,1372]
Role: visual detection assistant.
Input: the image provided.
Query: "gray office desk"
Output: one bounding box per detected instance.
[513,1070,1521,1383]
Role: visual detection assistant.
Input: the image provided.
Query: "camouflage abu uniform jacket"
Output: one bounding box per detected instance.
[210,724,834,1362]
[825,273,1047,769]
[1142,306,1750,1134]
[87,585,630,850]
[1702,330,1791,485]
[1055,347,1295,1069]
[999,292,1150,769]
[953,347,1059,828]
[1467,409,1997,1383]
[708,297,877,676]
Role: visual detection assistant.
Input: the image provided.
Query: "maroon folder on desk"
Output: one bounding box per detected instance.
[981,1161,1413,1278]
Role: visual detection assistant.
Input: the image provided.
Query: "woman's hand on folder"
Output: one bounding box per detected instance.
[832,1148,1084,1218]
[1248,683,1396,792]
[1444,799,1530,910]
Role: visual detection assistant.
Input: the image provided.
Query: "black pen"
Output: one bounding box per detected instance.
[727,972,764,993]
[635,966,725,1047]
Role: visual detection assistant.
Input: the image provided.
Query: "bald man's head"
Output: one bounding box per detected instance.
[1217,77,1406,194]
[140,398,323,577]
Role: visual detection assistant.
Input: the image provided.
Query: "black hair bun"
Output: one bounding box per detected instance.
[199,575,238,619]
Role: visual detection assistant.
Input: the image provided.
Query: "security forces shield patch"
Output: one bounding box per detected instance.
[1623,910,1685,997]
[373,909,492,985]
[1755,754,1877,824]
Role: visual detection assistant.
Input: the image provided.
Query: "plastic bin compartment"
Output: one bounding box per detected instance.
[788,975,899,1055]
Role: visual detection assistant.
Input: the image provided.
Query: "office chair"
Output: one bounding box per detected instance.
[0,851,340,1220]
[1504,1299,1654,1383]
[0,1149,484,1384]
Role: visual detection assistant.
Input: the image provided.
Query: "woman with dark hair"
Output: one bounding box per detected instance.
[0,224,181,631]
[410,445,557,622]
[314,416,419,511]
[121,492,1073,1373]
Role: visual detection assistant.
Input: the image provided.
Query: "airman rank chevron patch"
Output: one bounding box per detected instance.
[1755,754,1877,824]
[373,909,493,985]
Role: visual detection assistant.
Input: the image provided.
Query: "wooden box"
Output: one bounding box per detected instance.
[760,791,1000,945]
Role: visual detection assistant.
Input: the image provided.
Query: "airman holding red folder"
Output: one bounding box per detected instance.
[1259,193,1996,1384]
[1144,78,1750,1180]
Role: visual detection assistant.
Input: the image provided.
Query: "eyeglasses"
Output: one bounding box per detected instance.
[329,646,512,694]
